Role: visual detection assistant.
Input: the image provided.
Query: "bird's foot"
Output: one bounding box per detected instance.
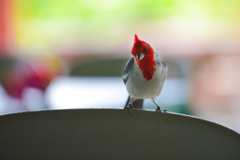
[123,104,133,116]
[123,106,128,111]
[162,109,167,113]
[155,106,166,113]
[128,103,134,116]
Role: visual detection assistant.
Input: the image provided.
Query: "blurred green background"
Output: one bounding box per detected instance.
[9,0,240,55]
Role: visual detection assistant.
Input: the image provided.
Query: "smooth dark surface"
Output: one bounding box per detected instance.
[0,109,240,160]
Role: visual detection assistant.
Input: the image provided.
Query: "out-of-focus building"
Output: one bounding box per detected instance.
[190,54,240,131]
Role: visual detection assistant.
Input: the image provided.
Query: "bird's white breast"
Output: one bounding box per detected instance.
[126,55,167,100]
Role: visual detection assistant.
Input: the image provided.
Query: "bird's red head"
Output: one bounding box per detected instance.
[131,34,154,60]
[131,34,156,81]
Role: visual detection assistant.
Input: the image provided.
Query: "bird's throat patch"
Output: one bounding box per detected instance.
[134,56,156,81]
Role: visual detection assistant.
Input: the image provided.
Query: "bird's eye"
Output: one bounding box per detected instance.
[143,46,147,52]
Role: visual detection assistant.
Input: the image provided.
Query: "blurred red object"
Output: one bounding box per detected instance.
[1,63,27,98]
[28,62,56,90]
[1,59,65,99]
[0,0,14,55]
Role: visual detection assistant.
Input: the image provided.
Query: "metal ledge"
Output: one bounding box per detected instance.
[0,109,240,160]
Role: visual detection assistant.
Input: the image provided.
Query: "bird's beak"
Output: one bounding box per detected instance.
[136,53,145,61]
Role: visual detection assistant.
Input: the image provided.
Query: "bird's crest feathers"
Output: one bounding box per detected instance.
[134,34,140,43]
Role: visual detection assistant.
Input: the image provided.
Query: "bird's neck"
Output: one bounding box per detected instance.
[134,52,156,81]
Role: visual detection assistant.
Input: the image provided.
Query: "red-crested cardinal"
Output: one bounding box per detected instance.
[123,34,168,113]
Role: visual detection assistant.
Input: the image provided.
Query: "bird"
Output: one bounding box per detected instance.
[123,34,168,114]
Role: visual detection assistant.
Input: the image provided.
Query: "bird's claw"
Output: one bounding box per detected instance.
[155,106,167,113]
[155,107,167,113]
[155,106,162,113]
[123,103,133,116]
[163,109,167,113]
[123,106,128,111]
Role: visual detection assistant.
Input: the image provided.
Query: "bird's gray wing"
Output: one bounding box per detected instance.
[123,57,134,84]
[157,59,167,68]
[155,51,167,69]
[155,52,168,80]
[157,59,168,84]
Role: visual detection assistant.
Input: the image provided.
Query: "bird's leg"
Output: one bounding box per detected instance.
[128,104,133,116]
[123,95,131,110]
[123,96,134,116]
[152,100,163,113]
[127,97,135,115]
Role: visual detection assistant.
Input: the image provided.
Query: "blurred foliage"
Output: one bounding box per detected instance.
[12,0,240,54]
[15,0,240,19]
[70,58,128,77]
